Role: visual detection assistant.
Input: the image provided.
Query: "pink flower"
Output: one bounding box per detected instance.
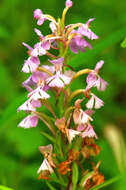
[94,60,104,72]
[28,86,50,100]
[78,18,98,40]
[31,100,41,108]
[34,28,43,38]
[18,99,36,112]
[48,57,64,72]
[86,60,108,91]
[46,71,71,88]
[70,35,92,54]
[34,9,45,25]
[48,57,64,65]
[22,57,40,73]
[67,129,80,144]
[49,22,57,33]
[22,76,36,92]
[22,43,40,73]
[86,93,104,109]
[81,124,98,139]
[73,109,93,125]
[65,0,73,8]
[31,42,47,57]
[18,115,38,128]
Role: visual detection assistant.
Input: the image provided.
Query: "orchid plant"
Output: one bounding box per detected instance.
[18,0,108,189]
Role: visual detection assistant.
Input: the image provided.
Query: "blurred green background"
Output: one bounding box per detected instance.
[0,0,126,189]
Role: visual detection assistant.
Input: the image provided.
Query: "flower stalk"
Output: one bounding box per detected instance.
[18,0,108,189]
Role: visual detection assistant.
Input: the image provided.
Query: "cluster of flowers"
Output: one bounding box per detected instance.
[18,0,107,189]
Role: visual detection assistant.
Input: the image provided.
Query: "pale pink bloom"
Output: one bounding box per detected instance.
[73,109,93,125]
[22,57,40,73]
[46,71,71,88]
[85,109,94,116]
[28,86,50,100]
[86,93,104,109]
[18,115,38,128]
[43,65,55,74]
[81,124,98,139]
[22,42,40,73]
[18,99,36,112]
[77,124,85,132]
[86,60,108,91]
[48,57,64,73]
[31,71,46,83]
[81,111,93,124]
[94,60,104,72]
[67,129,80,144]
[22,76,36,92]
[78,18,98,40]
[70,35,92,54]
[48,57,64,65]
[95,77,108,91]
[49,22,57,33]
[22,42,33,51]
[34,28,43,38]
[31,42,47,57]
[31,100,41,108]
[37,158,53,174]
[34,9,45,25]
[65,0,73,8]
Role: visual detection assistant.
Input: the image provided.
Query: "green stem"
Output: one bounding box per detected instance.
[66,89,85,107]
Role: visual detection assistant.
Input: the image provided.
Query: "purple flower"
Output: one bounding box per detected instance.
[22,43,40,73]
[48,57,64,73]
[28,86,50,100]
[34,28,43,38]
[31,100,41,108]
[78,18,98,40]
[46,71,71,88]
[86,60,108,91]
[18,115,38,128]
[34,9,45,25]
[22,56,40,73]
[70,35,92,54]
[94,60,104,72]
[31,71,46,83]
[48,57,64,65]
[65,0,73,8]
[49,22,57,33]
[31,42,47,57]
[18,99,36,112]
[86,93,104,109]
[81,124,98,139]
[22,76,36,92]
[73,109,93,125]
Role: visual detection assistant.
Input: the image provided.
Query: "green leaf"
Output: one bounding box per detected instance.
[0,185,14,190]
[72,162,79,190]
[46,181,56,190]
[40,131,55,143]
[79,171,94,187]
[50,173,66,186]
[90,176,121,190]
[121,37,126,48]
